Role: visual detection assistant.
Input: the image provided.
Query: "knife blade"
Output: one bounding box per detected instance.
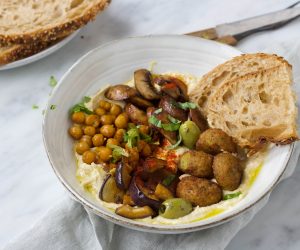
[187,4,300,45]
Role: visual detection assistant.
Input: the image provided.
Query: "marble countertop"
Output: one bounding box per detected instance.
[1,0,300,249]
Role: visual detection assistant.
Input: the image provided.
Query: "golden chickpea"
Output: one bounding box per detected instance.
[92,134,104,147]
[100,114,115,125]
[96,146,112,162]
[114,129,126,142]
[80,135,93,147]
[85,114,100,127]
[137,140,147,152]
[71,112,85,124]
[106,138,119,146]
[110,104,122,116]
[69,126,83,140]
[139,125,150,135]
[99,100,111,111]
[142,144,152,157]
[75,141,90,155]
[100,125,115,138]
[115,113,128,129]
[82,150,96,164]
[95,108,106,116]
[84,126,96,136]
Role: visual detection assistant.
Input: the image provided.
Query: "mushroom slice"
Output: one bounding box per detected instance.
[159,95,188,122]
[125,103,148,125]
[105,85,137,101]
[134,69,160,100]
[129,96,154,110]
[189,108,208,132]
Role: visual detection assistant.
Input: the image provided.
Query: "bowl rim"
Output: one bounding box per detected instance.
[42,34,295,233]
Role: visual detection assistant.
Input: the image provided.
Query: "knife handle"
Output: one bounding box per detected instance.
[186,28,238,46]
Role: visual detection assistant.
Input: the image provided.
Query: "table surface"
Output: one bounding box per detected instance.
[1,0,300,249]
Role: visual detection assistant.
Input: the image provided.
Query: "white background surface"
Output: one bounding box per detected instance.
[0,0,300,249]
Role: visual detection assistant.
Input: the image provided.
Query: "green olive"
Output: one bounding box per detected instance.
[159,198,193,219]
[179,121,201,149]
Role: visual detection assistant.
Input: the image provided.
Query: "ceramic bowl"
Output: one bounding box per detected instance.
[43,35,294,233]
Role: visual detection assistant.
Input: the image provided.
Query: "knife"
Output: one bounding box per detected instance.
[187,1,300,46]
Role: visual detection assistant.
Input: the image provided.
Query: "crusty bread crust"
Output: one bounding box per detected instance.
[0,0,110,45]
[189,53,292,116]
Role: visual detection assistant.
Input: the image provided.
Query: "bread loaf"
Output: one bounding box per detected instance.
[0,0,110,45]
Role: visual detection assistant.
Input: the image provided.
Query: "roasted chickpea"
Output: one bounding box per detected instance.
[92,134,104,147]
[69,126,83,140]
[80,135,93,147]
[95,108,106,116]
[115,113,128,129]
[71,112,85,124]
[96,146,112,162]
[106,138,119,146]
[142,144,152,157]
[84,126,96,136]
[100,114,115,125]
[114,129,126,142]
[100,125,115,138]
[82,150,96,164]
[110,104,122,116]
[85,114,100,127]
[75,141,90,155]
[138,125,150,135]
[99,100,111,111]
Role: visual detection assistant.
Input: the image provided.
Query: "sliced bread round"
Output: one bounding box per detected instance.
[0,0,110,45]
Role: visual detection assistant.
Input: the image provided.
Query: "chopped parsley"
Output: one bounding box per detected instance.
[107,144,129,163]
[69,96,93,115]
[32,105,39,109]
[49,76,57,87]
[148,111,181,132]
[123,125,152,147]
[176,102,197,110]
[166,134,182,150]
[223,191,242,200]
[162,174,176,186]
[50,104,56,110]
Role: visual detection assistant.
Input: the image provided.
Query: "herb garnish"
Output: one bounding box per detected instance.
[123,125,152,147]
[69,96,93,115]
[32,105,39,109]
[107,144,129,163]
[50,104,56,110]
[148,112,181,132]
[166,134,182,150]
[49,76,57,87]
[162,174,176,186]
[176,102,197,110]
[223,191,242,200]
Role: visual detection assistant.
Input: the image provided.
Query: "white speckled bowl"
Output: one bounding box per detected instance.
[43,35,294,233]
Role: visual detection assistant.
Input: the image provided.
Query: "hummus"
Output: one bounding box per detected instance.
[75,72,267,224]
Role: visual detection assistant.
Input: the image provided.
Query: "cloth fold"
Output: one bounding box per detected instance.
[4,40,300,250]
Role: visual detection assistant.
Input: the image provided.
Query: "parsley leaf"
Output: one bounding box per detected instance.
[140,133,152,142]
[50,104,56,110]
[166,134,182,149]
[223,191,242,200]
[148,115,162,128]
[149,114,181,131]
[161,123,180,131]
[69,96,93,115]
[153,108,162,115]
[162,174,176,186]
[107,144,129,163]
[176,102,197,110]
[49,76,57,87]
[123,126,140,148]
[32,105,39,109]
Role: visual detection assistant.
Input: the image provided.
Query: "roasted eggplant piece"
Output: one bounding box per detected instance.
[143,157,167,173]
[105,85,137,101]
[99,175,125,203]
[129,96,154,110]
[159,95,188,122]
[189,108,208,132]
[129,175,161,211]
[134,69,160,100]
[115,162,132,190]
[125,103,148,125]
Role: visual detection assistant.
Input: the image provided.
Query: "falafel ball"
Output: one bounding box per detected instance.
[178,150,213,178]
[196,128,237,154]
[176,176,222,207]
[213,153,243,191]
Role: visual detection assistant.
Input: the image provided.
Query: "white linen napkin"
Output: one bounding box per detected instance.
[4,40,300,250]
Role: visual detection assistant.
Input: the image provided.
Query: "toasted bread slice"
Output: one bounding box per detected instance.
[206,63,298,150]
[0,0,110,45]
[189,53,290,115]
